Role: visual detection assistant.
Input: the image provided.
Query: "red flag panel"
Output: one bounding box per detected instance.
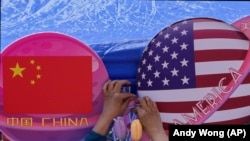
[3,56,92,114]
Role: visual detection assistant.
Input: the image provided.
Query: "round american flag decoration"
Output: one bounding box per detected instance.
[137,17,250,130]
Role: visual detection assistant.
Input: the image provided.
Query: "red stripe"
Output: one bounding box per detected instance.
[195,50,247,62]
[196,73,250,88]
[197,73,231,87]
[162,116,250,130]
[156,95,250,113]
[219,96,250,110]
[170,18,224,27]
[194,30,248,40]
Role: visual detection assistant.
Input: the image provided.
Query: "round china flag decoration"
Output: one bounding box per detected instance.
[0,32,109,141]
[137,17,250,130]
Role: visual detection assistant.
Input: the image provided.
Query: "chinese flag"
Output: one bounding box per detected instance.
[3,56,92,114]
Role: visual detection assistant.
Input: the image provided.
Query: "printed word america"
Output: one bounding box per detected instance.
[173,67,243,124]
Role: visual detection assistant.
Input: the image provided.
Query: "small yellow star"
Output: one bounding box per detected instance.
[36,65,41,70]
[10,62,26,78]
[30,80,35,85]
[30,60,35,65]
[36,74,41,79]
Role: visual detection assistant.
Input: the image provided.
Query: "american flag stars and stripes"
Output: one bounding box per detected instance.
[137,18,250,130]
[137,20,196,90]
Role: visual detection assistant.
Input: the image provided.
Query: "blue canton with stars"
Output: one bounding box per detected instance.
[137,20,196,90]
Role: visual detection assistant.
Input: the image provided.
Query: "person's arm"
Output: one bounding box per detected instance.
[85,80,135,141]
[135,96,169,141]
[84,130,107,141]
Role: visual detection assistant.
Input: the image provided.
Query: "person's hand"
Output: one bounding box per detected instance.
[135,96,168,141]
[101,79,136,120]
[92,80,136,136]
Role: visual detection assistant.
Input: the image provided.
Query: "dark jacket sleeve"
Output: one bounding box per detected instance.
[84,130,107,141]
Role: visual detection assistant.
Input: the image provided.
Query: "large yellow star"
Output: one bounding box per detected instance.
[10,62,26,78]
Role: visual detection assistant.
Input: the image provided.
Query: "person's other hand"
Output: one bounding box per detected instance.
[101,80,136,120]
[92,80,136,136]
[135,96,168,141]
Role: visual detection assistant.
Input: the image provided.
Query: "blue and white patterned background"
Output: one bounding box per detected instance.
[1,0,250,50]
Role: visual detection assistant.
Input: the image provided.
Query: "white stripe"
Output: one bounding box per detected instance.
[195,61,243,75]
[137,83,250,102]
[160,106,250,123]
[194,39,249,51]
[194,22,239,31]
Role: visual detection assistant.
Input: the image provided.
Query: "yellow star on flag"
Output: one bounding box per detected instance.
[10,62,26,78]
